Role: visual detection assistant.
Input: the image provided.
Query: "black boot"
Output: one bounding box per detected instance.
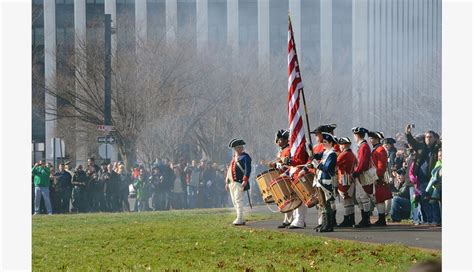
[374,213,387,226]
[349,213,356,227]
[318,204,334,232]
[331,210,337,228]
[337,213,355,228]
[354,211,371,228]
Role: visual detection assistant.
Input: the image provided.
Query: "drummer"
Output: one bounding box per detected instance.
[268,129,294,228]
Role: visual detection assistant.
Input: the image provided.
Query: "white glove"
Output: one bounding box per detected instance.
[276,162,283,169]
[311,159,319,169]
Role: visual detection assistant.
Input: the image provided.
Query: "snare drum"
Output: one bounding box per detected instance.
[291,172,317,208]
[269,176,302,213]
[256,169,280,203]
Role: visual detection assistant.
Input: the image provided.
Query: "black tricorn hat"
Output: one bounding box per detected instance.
[352,126,369,135]
[338,137,351,145]
[275,129,290,143]
[228,138,246,148]
[368,131,385,139]
[311,124,337,134]
[382,138,396,145]
[321,132,337,144]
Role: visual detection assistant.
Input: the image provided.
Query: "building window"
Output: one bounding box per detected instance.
[35,27,44,45]
[87,0,105,4]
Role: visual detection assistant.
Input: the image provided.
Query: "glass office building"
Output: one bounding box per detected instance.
[32,0,441,163]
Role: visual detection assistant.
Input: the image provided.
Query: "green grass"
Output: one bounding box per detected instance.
[32,209,440,271]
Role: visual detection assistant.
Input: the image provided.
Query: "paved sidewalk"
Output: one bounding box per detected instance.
[245,204,441,250]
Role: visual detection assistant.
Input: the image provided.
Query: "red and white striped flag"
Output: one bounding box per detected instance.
[288,16,309,170]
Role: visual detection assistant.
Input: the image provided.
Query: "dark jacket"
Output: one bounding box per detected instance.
[158,164,175,191]
[405,132,440,182]
[386,147,397,171]
[72,170,88,188]
[150,174,166,192]
[55,171,72,191]
[104,171,119,195]
[230,152,252,191]
[393,180,411,199]
[314,150,337,180]
[97,170,110,194]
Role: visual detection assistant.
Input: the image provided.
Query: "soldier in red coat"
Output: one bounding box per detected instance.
[351,127,373,228]
[311,124,341,155]
[368,131,392,226]
[269,129,294,229]
[335,137,357,227]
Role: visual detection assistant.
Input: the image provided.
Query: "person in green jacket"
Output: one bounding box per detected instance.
[32,160,52,215]
[134,168,151,212]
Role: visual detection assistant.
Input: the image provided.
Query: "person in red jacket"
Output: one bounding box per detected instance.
[336,137,357,227]
[269,129,294,229]
[351,126,373,228]
[311,124,341,155]
[368,131,392,226]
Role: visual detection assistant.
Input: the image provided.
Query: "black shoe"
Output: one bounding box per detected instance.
[313,224,322,230]
[233,222,246,226]
[287,225,304,229]
[318,226,334,232]
[277,222,290,229]
[354,211,371,228]
[337,214,355,228]
[373,213,387,226]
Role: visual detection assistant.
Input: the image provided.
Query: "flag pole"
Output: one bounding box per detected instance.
[288,14,314,157]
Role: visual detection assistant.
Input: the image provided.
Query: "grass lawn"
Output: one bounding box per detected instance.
[32,209,440,271]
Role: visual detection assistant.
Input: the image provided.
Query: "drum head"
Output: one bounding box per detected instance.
[256,168,278,178]
[279,199,302,213]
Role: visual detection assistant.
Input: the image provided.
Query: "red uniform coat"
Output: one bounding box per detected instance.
[372,144,388,179]
[372,143,392,203]
[354,140,373,194]
[354,140,371,175]
[276,145,291,174]
[336,149,357,194]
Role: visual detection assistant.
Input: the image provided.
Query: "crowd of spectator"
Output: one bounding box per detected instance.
[32,157,231,214]
[32,125,442,227]
[383,125,442,226]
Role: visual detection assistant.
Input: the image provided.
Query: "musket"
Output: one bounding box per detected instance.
[246,189,253,209]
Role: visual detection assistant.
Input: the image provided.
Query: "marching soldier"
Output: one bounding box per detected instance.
[311,124,341,154]
[368,131,392,226]
[351,127,373,228]
[226,138,252,226]
[310,124,340,227]
[335,137,357,227]
[269,129,294,228]
[305,132,338,232]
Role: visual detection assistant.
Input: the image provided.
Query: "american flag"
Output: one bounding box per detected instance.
[287,16,309,169]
